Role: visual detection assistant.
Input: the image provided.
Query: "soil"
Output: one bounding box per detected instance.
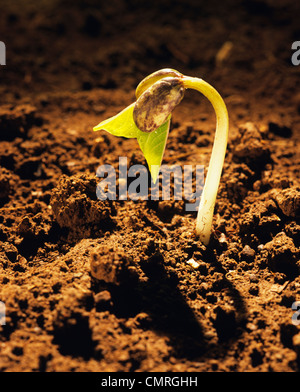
[0,0,300,372]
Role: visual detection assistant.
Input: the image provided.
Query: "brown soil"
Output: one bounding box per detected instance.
[0,0,300,372]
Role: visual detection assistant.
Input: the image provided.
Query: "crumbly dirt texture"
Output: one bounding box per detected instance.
[0,0,300,372]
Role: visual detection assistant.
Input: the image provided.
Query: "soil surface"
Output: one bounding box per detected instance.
[0,0,300,372]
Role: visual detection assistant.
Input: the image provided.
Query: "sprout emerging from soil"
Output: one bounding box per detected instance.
[93,69,229,245]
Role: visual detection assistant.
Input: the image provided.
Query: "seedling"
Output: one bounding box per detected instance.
[93,69,229,245]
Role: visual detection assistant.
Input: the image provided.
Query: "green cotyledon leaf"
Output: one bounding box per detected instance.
[93,103,139,138]
[136,117,170,183]
[93,103,170,183]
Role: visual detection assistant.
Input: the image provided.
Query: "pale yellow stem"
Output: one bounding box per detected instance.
[182,77,229,245]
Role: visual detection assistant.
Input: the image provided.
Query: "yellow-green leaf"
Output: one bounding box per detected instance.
[93,103,139,138]
[137,117,170,183]
[93,103,170,183]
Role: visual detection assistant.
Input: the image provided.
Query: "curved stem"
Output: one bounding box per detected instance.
[182,77,229,245]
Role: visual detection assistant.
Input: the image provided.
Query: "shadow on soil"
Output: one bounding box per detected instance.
[92,247,249,361]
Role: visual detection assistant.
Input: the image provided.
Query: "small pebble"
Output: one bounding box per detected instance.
[257,244,264,252]
[241,245,255,261]
[186,258,200,269]
[94,290,112,311]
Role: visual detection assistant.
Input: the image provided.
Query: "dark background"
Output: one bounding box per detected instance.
[0,0,299,100]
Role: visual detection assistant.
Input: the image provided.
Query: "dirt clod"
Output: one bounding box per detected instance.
[0,104,39,141]
[232,122,271,168]
[51,173,114,239]
[264,232,299,276]
[274,187,300,218]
